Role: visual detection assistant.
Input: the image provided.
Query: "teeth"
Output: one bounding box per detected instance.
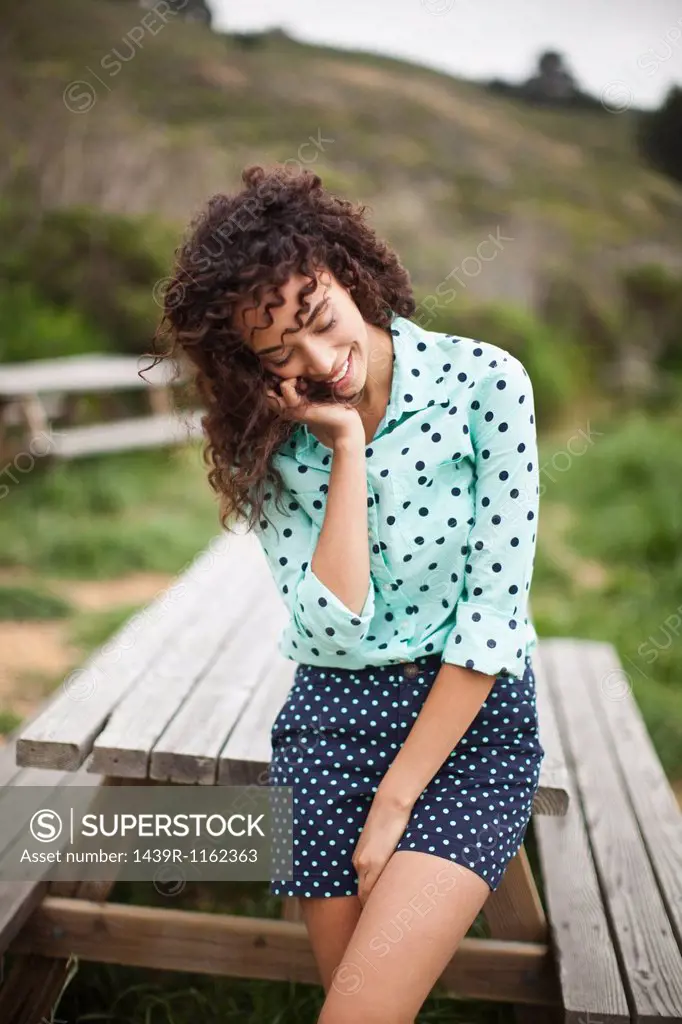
[328,357,349,383]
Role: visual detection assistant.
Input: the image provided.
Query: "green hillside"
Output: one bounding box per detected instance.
[4,0,682,298]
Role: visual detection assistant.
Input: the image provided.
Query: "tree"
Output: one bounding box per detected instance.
[637,85,682,184]
[138,0,212,27]
[522,49,577,104]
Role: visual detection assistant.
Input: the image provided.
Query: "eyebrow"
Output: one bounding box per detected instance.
[253,297,329,356]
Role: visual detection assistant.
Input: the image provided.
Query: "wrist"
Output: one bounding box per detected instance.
[331,428,365,453]
[374,779,416,813]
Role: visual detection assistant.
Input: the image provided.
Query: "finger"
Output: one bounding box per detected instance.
[358,868,375,905]
[279,378,304,407]
[264,388,296,420]
[264,387,285,411]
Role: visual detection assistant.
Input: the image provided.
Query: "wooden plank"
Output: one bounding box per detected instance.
[148,532,288,783]
[217,651,294,785]
[12,898,561,1005]
[0,765,105,954]
[581,640,682,952]
[0,355,179,397]
[543,638,682,1021]
[0,721,86,950]
[15,537,236,770]
[533,652,570,817]
[532,641,631,1024]
[50,410,203,460]
[91,537,268,778]
[0,688,80,788]
[0,778,124,1024]
[149,610,279,784]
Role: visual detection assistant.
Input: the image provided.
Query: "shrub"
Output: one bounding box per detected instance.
[0,282,110,362]
[0,204,175,358]
[413,299,589,428]
[637,85,682,185]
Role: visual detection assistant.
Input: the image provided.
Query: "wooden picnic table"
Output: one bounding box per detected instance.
[3,525,682,1022]
[0,354,201,460]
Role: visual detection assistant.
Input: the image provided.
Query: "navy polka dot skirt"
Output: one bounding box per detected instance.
[267,652,545,897]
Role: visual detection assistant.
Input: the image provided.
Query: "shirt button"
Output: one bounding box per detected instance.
[382,583,393,593]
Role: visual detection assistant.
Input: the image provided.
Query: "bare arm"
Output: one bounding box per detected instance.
[255,381,375,654]
[310,428,372,617]
[375,662,496,810]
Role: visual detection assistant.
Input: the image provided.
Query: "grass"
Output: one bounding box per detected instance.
[0,444,219,578]
[0,708,23,735]
[67,603,149,653]
[0,583,73,620]
[533,407,682,776]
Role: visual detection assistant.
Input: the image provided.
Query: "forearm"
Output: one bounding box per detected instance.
[310,433,371,616]
[376,662,497,810]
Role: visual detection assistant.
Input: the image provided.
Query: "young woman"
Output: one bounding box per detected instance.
[156,164,545,1023]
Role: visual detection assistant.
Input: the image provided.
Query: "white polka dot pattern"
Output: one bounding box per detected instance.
[268,653,545,897]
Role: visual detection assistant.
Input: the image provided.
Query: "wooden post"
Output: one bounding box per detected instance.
[482,844,561,1023]
[0,778,126,1024]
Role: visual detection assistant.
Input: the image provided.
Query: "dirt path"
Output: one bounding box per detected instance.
[0,570,173,722]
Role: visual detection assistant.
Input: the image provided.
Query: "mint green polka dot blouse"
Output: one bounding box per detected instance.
[251,313,539,681]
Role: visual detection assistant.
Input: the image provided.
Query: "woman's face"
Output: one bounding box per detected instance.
[236,269,374,398]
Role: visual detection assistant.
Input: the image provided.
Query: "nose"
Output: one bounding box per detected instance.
[299,339,337,381]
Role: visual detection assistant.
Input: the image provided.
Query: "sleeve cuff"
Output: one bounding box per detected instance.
[293,568,376,649]
[441,602,526,681]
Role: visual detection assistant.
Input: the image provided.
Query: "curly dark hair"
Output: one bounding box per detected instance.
[148,163,415,533]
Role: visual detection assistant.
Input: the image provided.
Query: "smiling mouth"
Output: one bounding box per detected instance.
[325,352,351,385]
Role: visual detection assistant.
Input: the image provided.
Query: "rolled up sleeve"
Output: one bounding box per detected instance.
[253,490,376,659]
[441,355,539,681]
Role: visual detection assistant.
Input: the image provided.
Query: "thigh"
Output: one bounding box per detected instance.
[318,850,489,1023]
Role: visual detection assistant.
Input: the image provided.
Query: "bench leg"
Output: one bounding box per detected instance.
[483,843,547,942]
[280,896,304,923]
[0,878,118,1023]
[0,778,124,1023]
[482,844,561,1023]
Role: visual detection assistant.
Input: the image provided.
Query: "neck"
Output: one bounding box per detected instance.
[356,322,394,418]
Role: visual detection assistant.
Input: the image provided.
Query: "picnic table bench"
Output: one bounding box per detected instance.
[0,354,203,461]
[2,524,682,1022]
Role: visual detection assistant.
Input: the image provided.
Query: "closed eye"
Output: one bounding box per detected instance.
[268,317,337,367]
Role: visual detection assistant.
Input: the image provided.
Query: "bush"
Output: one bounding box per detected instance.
[557,409,682,570]
[637,85,682,185]
[537,263,682,397]
[412,299,589,428]
[0,204,175,359]
[0,282,110,363]
[620,263,682,374]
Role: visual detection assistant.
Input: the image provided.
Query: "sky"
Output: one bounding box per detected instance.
[210,0,682,110]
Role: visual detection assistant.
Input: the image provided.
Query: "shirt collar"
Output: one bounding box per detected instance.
[290,312,450,468]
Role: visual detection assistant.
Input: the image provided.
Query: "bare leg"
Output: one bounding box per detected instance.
[316,850,490,1024]
[299,894,363,994]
